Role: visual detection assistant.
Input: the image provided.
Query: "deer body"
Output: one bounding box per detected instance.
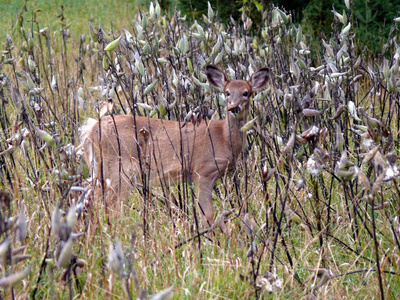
[81,66,269,233]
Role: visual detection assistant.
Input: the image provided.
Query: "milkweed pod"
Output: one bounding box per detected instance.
[157,57,168,64]
[88,22,97,42]
[102,56,109,70]
[137,103,153,111]
[158,103,167,118]
[149,286,174,300]
[208,2,214,21]
[214,50,224,65]
[149,2,155,18]
[302,109,323,117]
[57,237,73,268]
[33,126,54,145]
[144,80,158,96]
[142,14,148,30]
[0,237,10,262]
[51,205,61,237]
[0,265,31,287]
[123,28,133,44]
[296,26,302,44]
[66,204,77,229]
[28,56,36,72]
[240,117,258,132]
[341,23,351,35]
[104,35,122,51]
[108,239,125,275]
[187,57,194,73]
[17,208,27,242]
[348,101,361,121]
[155,0,161,16]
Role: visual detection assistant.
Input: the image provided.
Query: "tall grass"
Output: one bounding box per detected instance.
[0,0,139,41]
[0,1,400,299]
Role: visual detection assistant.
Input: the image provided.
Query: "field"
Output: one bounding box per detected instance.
[1,0,400,299]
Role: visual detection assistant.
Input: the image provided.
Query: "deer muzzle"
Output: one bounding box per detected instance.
[227,102,241,114]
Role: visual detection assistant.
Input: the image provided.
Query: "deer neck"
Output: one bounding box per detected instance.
[224,111,247,159]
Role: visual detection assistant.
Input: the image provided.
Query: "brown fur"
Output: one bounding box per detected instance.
[80,65,269,233]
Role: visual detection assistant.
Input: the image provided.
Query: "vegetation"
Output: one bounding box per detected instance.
[301,0,400,53]
[0,0,138,41]
[0,0,400,299]
[175,0,400,54]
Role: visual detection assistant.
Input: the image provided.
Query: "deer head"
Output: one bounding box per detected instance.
[206,65,270,121]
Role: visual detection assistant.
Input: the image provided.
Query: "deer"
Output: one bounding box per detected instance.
[80,65,269,234]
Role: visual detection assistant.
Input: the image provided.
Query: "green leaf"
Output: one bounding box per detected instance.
[254,1,263,12]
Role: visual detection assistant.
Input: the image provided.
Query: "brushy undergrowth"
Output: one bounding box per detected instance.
[0,0,400,299]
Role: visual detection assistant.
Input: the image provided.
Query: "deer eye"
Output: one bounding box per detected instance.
[243,91,249,97]
[225,91,230,97]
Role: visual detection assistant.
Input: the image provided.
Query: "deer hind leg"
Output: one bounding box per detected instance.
[196,176,227,235]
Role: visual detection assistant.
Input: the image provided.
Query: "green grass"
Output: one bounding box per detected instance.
[0,0,140,41]
[1,1,400,299]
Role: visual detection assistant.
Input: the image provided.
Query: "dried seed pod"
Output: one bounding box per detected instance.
[384,165,399,182]
[372,172,385,194]
[306,155,324,177]
[336,167,356,181]
[0,265,32,287]
[243,213,257,237]
[373,151,386,172]
[262,164,273,181]
[302,108,323,117]
[295,135,308,145]
[283,133,296,154]
[309,268,334,291]
[51,205,61,237]
[330,104,344,120]
[12,254,31,264]
[17,208,27,242]
[207,1,214,21]
[356,169,371,192]
[335,124,344,151]
[348,101,361,121]
[386,152,397,166]
[66,204,77,229]
[0,237,10,263]
[88,22,98,42]
[301,125,319,140]
[319,127,328,144]
[108,239,125,276]
[150,286,174,300]
[57,237,73,268]
[362,145,379,165]
[0,191,11,210]
[314,147,329,164]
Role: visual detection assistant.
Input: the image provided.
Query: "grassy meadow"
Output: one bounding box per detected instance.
[0,0,139,40]
[0,0,400,299]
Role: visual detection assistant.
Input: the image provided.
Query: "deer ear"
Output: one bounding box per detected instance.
[206,65,228,90]
[250,68,269,91]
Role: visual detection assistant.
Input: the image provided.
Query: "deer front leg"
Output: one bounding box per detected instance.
[94,159,136,212]
[196,176,227,235]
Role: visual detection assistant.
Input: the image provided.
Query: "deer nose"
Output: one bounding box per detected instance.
[227,102,241,114]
